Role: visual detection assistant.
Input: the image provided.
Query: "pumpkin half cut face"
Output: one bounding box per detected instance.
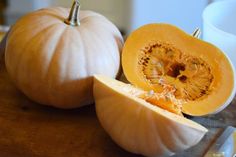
[122,24,236,116]
[94,24,235,157]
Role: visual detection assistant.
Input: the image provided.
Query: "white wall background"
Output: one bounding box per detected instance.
[76,0,130,33]
[4,0,212,34]
[52,0,210,34]
[129,0,209,34]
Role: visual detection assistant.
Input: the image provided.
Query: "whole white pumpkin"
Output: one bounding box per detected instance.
[5,1,123,108]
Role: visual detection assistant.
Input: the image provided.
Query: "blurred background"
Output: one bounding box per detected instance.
[0,0,222,35]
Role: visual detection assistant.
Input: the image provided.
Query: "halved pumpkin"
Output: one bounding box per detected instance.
[94,75,207,157]
[122,23,236,116]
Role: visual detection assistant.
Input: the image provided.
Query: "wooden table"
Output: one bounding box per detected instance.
[0,35,235,157]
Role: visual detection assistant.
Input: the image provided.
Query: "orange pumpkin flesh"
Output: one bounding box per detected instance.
[122,23,235,116]
[138,89,183,116]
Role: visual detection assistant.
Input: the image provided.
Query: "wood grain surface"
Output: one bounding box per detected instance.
[0,34,235,157]
[0,58,142,157]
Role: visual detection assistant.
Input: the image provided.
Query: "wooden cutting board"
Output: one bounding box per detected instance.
[0,34,236,157]
[0,35,140,157]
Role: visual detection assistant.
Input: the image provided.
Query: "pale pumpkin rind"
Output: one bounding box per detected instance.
[94,75,208,157]
[122,23,236,116]
[5,7,123,108]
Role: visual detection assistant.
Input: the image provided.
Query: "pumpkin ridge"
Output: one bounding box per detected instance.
[39,9,65,22]
[64,31,81,79]
[168,124,191,149]
[45,25,68,82]
[75,28,89,76]
[156,125,177,156]
[35,23,67,77]
[11,24,60,84]
[37,7,68,20]
[150,114,176,154]
[152,112,186,154]
[32,24,68,104]
[88,28,119,70]
[132,105,144,152]
[79,11,108,23]
[141,109,174,156]
[79,13,122,43]
[78,26,118,75]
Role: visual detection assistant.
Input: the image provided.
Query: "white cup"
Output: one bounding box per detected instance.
[203,0,236,69]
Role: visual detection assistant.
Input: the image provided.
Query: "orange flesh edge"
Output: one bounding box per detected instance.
[138,91,183,116]
[122,24,235,116]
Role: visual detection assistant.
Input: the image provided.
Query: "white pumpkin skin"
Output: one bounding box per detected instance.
[94,75,208,157]
[5,7,123,108]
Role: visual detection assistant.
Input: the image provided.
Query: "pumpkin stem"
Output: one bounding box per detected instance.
[192,28,201,38]
[65,0,80,26]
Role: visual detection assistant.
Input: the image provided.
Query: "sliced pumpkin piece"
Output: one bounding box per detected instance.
[93,75,208,157]
[122,23,236,116]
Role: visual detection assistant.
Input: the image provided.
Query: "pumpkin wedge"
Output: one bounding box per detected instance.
[94,75,208,157]
[122,23,236,116]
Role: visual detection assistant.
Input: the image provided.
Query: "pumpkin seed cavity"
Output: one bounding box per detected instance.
[121,84,183,116]
[138,89,184,116]
[138,42,214,102]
